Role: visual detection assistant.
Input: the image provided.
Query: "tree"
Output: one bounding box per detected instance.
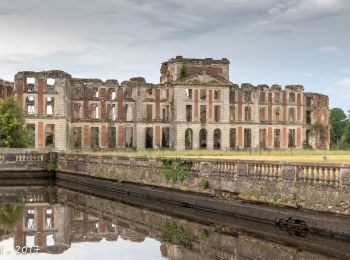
[180,65,188,78]
[0,204,24,232]
[329,108,347,148]
[0,96,28,148]
[340,110,350,149]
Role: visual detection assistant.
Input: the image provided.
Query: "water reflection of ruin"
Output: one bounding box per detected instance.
[0,185,349,259]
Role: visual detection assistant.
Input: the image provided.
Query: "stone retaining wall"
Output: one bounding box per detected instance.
[57,153,350,215]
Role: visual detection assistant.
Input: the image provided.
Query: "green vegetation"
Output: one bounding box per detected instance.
[161,220,192,248]
[180,64,188,78]
[199,178,209,189]
[330,108,350,149]
[0,203,24,232]
[161,158,192,182]
[0,97,28,148]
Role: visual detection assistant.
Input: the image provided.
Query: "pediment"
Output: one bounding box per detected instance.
[174,72,233,86]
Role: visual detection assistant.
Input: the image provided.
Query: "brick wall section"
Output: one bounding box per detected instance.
[297,93,301,121]
[194,89,198,117]
[38,79,44,114]
[155,126,160,146]
[297,127,302,147]
[36,208,44,247]
[238,91,242,120]
[156,89,160,119]
[83,125,90,147]
[188,66,223,76]
[238,127,242,146]
[282,92,287,122]
[101,124,107,147]
[15,219,24,247]
[100,88,106,119]
[118,89,123,119]
[17,78,24,108]
[38,122,44,147]
[118,125,123,146]
[282,127,287,148]
[268,93,272,121]
[209,90,212,118]
[83,87,89,118]
[268,127,272,147]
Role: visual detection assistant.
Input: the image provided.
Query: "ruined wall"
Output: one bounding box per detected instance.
[0,78,14,99]
[160,56,230,83]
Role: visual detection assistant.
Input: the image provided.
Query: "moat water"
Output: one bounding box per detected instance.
[0,181,349,260]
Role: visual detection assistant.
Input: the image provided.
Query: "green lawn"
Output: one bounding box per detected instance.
[77,149,350,163]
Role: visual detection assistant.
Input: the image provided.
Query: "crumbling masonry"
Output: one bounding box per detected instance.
[7,56,329,151]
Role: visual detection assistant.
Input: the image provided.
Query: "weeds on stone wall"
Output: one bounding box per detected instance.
[161,220,192,248]
[199,178,209,189]
[46,153,57,172]
[161,158,192,183]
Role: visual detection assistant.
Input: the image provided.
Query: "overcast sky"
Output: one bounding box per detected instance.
[0,0,349,110]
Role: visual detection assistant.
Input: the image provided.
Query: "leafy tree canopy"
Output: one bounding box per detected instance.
[0,203,24,232]
[329,107,347,147]
[0,97,28,148]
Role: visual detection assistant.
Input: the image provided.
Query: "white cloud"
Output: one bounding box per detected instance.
[315,46,342,54]
[304,72,313,78]
[335,77,350,97]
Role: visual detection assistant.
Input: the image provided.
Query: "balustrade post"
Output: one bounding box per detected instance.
[340,166,350,189]
[281,165,297,181]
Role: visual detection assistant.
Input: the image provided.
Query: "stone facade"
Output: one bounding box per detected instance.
[11,57,329,151]
[0,78,13,99]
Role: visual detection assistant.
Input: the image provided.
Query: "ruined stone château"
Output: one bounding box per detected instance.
[5,56,329,151]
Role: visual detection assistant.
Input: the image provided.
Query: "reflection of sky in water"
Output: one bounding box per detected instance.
[0,237,164,260]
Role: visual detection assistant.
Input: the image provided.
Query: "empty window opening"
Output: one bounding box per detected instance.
[89,104,98,119]
[185,89,192,99]
[288,129,296,148]
[126,104,133,121]
[124,88,133,99]
[214,90,221,100]
[306,97,312,107]
[125,127,133,148]
[259,107,266,121]
[146,88,153,97]
[25,96,35,114]
[26,77,35,92]
[230,129,236,149]
[26,124,35,148]
[274,129,281,148]
[214,106,220,122]
[162,127,170,148]
[186,105,192,122]
[289,107,295,122]
[95,106,99,119]
[306,111,312,124]
[199,128,207,149]
[108,127,116,148]
[200,89,206,101]
[306,129,312,145]
[45,124,55,147]
[185,128,193,150]
[108,89,116,100]
[74,103,81,119]
[25,208,35,229]
[274,93,280,103]
[289,93,295,103]
[72,127,82,148]
[260,92,266,102]
[47,78,55,86]
[107,104,116,120]
[45,208,53,228]
[91,127,100,148]
[244,128,252,148]
[146,104,153,121]
[45,97,54,115]
[259,129,267,148]
[213,129,221,150]
[244,91,251,102]
[230,106,235,121]
[46,234,55,246]
[200,105,206,123]
[26,236,35,247]
[244,106,251,121]
[145,127,153,148]
[162,105,169,121]
[229,90,235,103]
[94,88,99,98]
[27,77,35,84]
[275,108,280,122]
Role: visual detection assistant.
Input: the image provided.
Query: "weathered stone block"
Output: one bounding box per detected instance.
[236,163,248,176]
[281,165,297,180]
[200,162,212,174]
[340,168,350,187]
